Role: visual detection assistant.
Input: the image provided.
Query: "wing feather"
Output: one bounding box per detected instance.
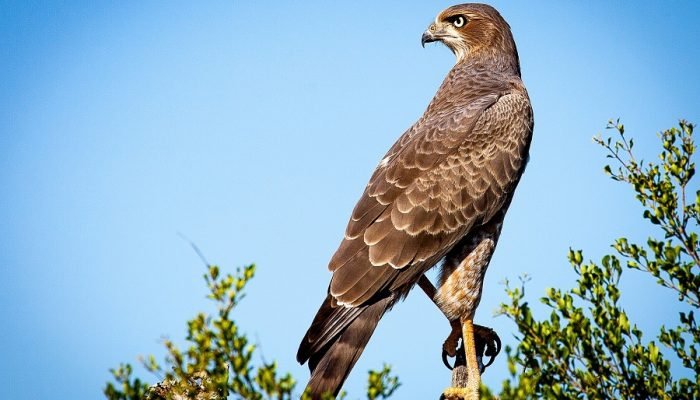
[329,90,532,307]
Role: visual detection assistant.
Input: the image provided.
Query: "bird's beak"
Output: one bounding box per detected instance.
[422,23,446,48]
[421,26,437,48]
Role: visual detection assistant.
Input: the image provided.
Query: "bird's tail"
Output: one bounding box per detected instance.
[297,294,392,399]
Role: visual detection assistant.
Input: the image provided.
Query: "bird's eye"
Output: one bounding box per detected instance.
[452,16,466,28]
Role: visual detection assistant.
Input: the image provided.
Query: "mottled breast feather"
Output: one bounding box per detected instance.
[327,71,533,307]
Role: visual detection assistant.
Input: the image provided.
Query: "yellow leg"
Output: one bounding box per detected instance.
[462,319,480,399]
[442,319,480,400]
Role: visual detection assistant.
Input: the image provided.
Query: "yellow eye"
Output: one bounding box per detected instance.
[453,16,465,28]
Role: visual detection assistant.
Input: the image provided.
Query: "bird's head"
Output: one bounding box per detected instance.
[421,3,519,71]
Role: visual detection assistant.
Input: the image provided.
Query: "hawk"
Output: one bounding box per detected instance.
[297,4,533,399]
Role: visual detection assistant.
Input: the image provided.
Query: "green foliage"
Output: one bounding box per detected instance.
[488,120,699,399]
[104,363,149,400]
[104,263,400,399]
[366,364,401,400]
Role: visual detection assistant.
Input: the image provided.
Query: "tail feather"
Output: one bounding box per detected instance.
[297,294,361,363]
[298,295,392,399]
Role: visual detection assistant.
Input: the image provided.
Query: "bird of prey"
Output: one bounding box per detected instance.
[297,4,533,399]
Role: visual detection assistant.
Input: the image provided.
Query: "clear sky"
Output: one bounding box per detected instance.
[1,1,699,399]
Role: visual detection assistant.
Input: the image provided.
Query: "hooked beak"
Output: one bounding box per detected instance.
[421,30,437,48]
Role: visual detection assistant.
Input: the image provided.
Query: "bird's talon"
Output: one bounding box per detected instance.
[443,339,466,371]
[443,336,458,357]
[473,324,502,370]
[441,322,462,370]
[442,349,454,370]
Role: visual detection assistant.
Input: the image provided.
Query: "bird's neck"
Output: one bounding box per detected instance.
[456,47,521,78]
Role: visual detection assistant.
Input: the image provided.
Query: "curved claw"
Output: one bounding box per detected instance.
[440,323,501,372]
[442,349,454,370]
[473,325,502,371]
[442,339,466,371]
[482,330,501,368]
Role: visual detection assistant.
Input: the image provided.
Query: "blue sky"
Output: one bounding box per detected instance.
[1,1,699,398]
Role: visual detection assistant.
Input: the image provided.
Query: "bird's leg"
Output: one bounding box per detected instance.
[418,276,461,360]
[441,319,481,400]
[417,274,437,298]
[464,319,482,398]
[417,275,501,371]
[443,319,462,358]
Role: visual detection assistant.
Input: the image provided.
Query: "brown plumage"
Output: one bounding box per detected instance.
[297,4,533,398]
